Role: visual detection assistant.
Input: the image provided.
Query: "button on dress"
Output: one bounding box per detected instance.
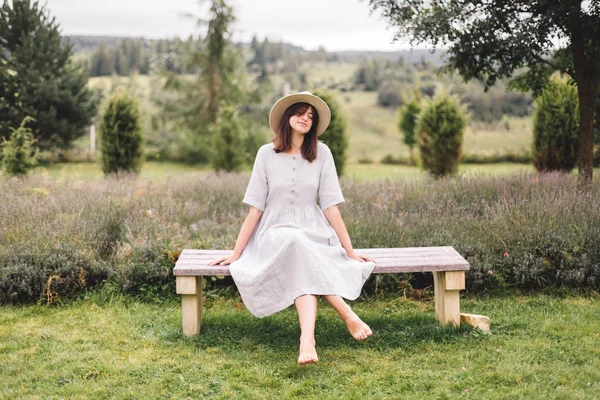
[229,141,376,318]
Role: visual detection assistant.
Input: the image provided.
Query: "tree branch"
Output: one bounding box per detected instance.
[532,53,572,78]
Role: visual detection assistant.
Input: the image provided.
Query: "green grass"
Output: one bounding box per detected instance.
[29,161,540,182]
[344,162,536,181]
[30,161,209,181]
[1,293,599,398]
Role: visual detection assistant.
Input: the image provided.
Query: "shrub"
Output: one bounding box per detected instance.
[313,90,349,176]
[398,92,422,165]
[532,76,580,172]
[461,151,532,164]
[416,93,468,177]
[113,241,178,300]
[211,103,246,172]
[450,83,533,122]
[0,242,110,305]
[357,157,374,164]
[380,154,410,165]
[1,116,39,176]
[377,82,404,108]
[420,84,436,98]
[100,92,144,176]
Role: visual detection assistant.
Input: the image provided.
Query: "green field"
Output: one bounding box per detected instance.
[29,160,540,182]
[1,294,598,398]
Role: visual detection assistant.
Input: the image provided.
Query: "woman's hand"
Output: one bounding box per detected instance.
[347,252,375,263]
[208,254,240,266]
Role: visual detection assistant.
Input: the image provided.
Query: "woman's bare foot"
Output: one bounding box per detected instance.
[298,336,318,365]
[343,313,372,340]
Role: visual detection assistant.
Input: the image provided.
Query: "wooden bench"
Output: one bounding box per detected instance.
[173,246,470,336]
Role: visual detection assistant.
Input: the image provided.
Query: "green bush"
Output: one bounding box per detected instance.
[417,93,468,177]
[450,82,533,122]
[113,241,178,300]
[313,90,348,176]
[380,154,410,165]
[0,242,110,305]
[242,124,268,167]
[461,151,532,164]
[100,92,144,176]
[0,116,39,176]
[398,92,421,165]
[210,102,246,172]
[377,82,404,108]
[532,76,579,172]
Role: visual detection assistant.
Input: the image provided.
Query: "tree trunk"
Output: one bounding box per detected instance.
[570,17,597,184]
[577,85,596,183]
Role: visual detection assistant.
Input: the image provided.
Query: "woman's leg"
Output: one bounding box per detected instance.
[294,294,319,364]
[324,295,372,340]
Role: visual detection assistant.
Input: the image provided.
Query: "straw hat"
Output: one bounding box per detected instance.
[268,91,331,136]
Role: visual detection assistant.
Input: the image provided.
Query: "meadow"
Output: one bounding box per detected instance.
[29,160,536,182]
[1,293,599,398]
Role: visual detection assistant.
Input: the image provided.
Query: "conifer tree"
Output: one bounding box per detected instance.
[0,0,97,152]
[1,116,39,176]
[99,93,144,176]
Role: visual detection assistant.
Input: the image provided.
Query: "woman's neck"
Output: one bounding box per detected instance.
[290,131,305,152]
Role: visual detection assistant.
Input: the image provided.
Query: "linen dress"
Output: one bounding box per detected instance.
[228,141,376,318]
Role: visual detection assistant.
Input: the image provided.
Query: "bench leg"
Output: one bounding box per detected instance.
[433,271,465,327]
[176,276,204,336]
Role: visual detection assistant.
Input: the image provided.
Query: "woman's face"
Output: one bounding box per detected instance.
[288,106,314,134]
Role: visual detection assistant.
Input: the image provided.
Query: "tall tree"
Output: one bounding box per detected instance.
[0,0,97,152]
[156,0,247,164]
[369,0,600,183]
[399,90,422,165]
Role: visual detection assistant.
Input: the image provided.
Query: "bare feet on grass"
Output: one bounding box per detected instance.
[298,336,318,365]
[343,313,372,340]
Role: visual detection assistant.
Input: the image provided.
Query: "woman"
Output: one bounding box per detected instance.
[209,91,376,365]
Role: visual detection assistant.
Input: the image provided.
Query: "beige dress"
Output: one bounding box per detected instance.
[228,141,375,317]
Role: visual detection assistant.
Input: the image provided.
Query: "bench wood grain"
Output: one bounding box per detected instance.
[173,246,469,336]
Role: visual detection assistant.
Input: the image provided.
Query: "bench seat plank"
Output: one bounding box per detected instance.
[173,246,469,276]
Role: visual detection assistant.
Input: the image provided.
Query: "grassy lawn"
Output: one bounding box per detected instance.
[1,294,599,398]
[344,162,536,181]
[29,161,540,182]
[30,161,208,181]
[29,161,600,183]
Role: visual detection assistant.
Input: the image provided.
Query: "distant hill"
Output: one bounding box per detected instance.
[64,35,445,66]
[63,35,141,53]
[333,49,445,66]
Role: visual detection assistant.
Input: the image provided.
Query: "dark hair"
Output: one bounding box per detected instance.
[271,102,319,162]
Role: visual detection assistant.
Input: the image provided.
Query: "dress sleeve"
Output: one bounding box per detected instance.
[318,146,345,211]
[242,147,268,212]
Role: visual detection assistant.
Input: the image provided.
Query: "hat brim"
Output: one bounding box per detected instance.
[268,92,331,136]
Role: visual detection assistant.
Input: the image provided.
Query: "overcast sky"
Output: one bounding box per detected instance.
[42,0,420,51]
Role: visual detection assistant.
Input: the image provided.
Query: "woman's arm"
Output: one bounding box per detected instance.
[208,206,263,265]
[323,205,374,263]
